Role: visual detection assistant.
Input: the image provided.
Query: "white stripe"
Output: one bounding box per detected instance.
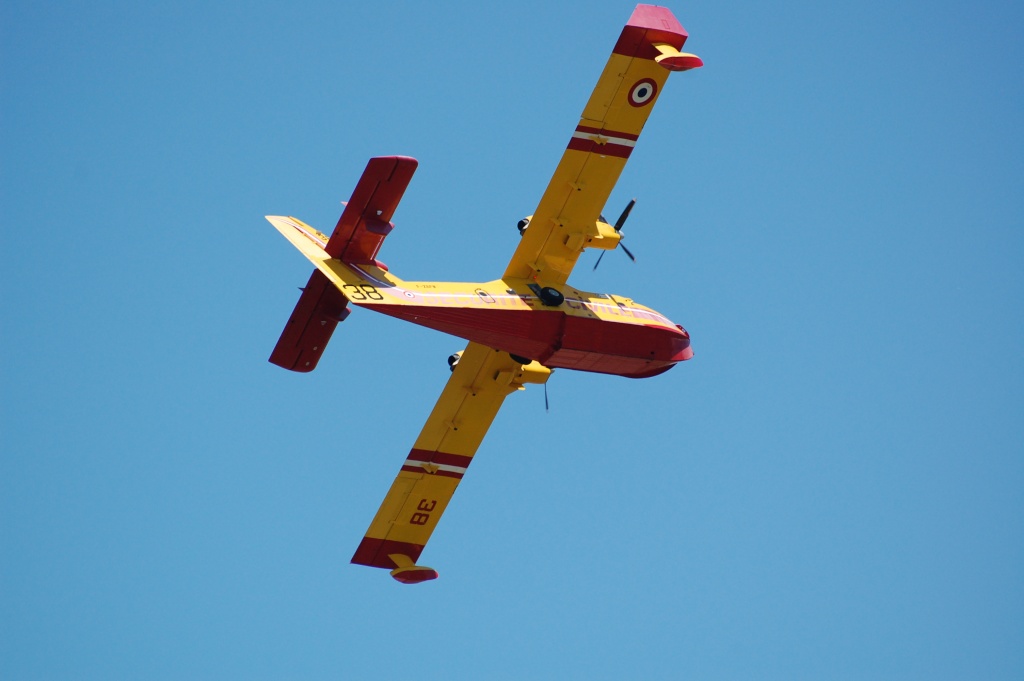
[284,218,328,247]
[570,131,636,148]
[403,459,467,475]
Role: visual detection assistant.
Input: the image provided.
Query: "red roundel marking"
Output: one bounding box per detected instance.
[628,78,658,107]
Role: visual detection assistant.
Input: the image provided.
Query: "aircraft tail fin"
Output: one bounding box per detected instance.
[266,155,417,372]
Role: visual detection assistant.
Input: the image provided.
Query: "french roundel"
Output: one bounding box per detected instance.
[628,78,658,107]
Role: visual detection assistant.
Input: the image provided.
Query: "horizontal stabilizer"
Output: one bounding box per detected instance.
[325,156,418,264]
[269,269,350,372]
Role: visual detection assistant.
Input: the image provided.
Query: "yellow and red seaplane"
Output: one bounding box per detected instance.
[266,4,701,583]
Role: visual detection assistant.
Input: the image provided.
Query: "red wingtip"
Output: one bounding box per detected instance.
[614,5,690,59]
[626,4,686,37]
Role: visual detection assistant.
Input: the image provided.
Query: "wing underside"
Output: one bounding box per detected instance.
[351,343,549,578]
[504,5,699,285]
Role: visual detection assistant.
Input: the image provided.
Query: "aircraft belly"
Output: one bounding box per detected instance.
[549,315,691,377]
[368,304,691,378]
[369,304,562,360]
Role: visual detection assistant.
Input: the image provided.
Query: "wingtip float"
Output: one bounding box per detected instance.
[265,4,701,584]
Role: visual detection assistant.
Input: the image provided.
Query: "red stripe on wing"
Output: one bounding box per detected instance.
[566,137,634,159]
[406,449,474,469]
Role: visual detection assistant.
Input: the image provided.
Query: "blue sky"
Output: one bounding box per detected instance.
[2,1,1021,679]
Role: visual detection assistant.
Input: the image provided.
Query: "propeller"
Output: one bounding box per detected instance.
[594,198,637,270]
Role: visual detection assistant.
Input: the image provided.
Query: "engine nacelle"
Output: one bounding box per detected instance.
[447,351,463,371]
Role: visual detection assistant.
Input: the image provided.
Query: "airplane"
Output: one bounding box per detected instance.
[265,4,702,584]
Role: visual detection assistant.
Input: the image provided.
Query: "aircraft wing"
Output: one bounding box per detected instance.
[351,342,549,582]
[503,5,701,285]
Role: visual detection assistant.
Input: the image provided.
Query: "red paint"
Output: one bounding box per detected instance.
[567,136,633,159]
[613,4,688,62]
[628,78,658,107]
[268,269,350,372]
[367,302,691,378]
[569,125,638,158]
[372,304,563,363]
[657,53,704,72]
[351,537,425,569]
[407,450,473,468]
[391,566,438,584]
[326,156,418,264]
[400,450,473,478]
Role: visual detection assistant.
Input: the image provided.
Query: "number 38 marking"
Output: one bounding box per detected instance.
[410,498,437,526]
[343,284,384,301]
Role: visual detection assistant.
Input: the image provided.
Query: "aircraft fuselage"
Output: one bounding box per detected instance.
[344,263,692,379]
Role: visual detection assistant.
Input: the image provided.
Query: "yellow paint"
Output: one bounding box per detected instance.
[358,343,537,552]
[503,52,673,284]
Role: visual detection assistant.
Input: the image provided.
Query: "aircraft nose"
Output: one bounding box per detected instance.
[673,324,693,361]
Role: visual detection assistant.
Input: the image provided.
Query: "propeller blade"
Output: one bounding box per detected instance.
[544,381,549,412]
[619,241,637,262]
[614,198,636,232]
[595,199,638,270]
